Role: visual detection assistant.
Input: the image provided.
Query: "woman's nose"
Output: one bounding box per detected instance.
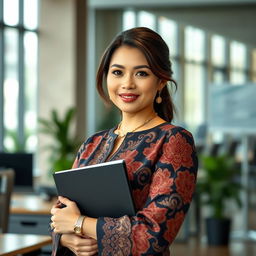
[121,75,136,89]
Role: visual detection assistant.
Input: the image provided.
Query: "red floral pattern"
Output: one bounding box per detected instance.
[150,168,174,199]
[160,123,175,131]
[80,136,102,161]
[118,149,138,162]
[51,123,198,256]
[132,224,153,255]
[161,133,193,171]
[143,137,165,162]
[118,150,142,180]
[163,211,185,243]
[133,184,150,210]
[127,161,143,181]
[175,170,196,204]
[144,201,168,225]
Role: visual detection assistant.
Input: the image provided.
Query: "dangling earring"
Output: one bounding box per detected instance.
[156,91,162,104]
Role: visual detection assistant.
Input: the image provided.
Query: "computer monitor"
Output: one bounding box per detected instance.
[0,152,33,192]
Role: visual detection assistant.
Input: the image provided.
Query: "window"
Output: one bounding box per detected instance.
[184,26,205,131]
[137,11,156,30]
[158,17,178,57]
[158,16,180,118]
[230,41,247,84]
[123,9,136,30]
[252,49,256,82]
[211,34,226,84]
[3,0,19,26]
[185,26,205,62]
[0,0,39,152]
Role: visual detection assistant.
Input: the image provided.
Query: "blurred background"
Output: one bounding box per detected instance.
[0,0,256,255]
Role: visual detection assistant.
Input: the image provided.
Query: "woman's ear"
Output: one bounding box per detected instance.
[158,80,167,90]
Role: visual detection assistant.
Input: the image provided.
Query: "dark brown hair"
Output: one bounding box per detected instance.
[96,27,177,122]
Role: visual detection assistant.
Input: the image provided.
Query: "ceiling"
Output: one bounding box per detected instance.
[89,0,256,8]
[89,0,256,47]
[152,5,256,47]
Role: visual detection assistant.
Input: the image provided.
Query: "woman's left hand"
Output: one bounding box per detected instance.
[50,196,80,234]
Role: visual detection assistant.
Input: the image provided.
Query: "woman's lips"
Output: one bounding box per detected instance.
[119,93,139,103]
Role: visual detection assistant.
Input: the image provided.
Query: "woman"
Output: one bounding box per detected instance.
[50,27,198,256]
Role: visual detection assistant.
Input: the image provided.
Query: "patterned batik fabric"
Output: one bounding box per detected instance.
[52,123,198,256]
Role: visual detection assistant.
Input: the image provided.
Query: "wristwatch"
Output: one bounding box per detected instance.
[74,215,86,235]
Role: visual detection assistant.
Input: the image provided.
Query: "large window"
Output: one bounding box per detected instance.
[211,34,226,84]
[184,26,205,131]
[158,17,178,57]
[138,11,156,30]
[123,9,136,30]
[158,16,178,77]
[230,41,247,84]
[0,0,39,152]
[158,17,179,116]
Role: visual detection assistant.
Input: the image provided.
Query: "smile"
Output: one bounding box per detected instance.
[119,94,139,102]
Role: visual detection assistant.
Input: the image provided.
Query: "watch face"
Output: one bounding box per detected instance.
[74,226,81,234]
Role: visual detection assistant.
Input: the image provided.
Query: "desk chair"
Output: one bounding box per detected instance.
[0,169,15,233]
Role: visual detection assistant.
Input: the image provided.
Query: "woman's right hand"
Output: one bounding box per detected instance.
[60,233,98,256]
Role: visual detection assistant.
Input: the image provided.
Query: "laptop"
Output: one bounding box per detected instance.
[53,159,136,218]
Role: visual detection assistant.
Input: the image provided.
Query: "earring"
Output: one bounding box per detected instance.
[156,91,162,104]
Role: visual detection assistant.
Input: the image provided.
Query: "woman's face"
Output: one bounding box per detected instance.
[107,45,165,116]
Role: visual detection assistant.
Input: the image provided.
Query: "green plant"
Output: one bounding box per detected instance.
[39,107,81,175]
[197,154,242,219]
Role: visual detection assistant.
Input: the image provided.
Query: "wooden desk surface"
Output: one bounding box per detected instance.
[0,234,52,256]
[11,193,56,215]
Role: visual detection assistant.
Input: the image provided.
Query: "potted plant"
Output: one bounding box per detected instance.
[39,107,81,175]
[197,154,242,245]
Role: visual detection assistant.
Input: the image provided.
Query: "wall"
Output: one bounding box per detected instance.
[38,0,75,184]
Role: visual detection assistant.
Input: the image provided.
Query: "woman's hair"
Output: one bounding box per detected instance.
[96,27,177,122]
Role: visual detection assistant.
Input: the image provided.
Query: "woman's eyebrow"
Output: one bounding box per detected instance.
[110,64,124,69]
[134,65,150,70]
[110,64,150,69]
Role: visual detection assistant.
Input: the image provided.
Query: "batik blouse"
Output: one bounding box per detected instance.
[51,122,198,256]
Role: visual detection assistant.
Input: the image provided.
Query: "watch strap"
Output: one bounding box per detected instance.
[74,215,86,234]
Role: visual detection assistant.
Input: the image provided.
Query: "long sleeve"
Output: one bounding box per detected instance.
[50,133,106,256]
[96,127,198,255]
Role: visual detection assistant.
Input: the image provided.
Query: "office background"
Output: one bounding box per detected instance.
[1,0,256,179]
[0,0,256,254]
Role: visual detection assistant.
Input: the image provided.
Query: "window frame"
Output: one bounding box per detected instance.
[0,0,39,152]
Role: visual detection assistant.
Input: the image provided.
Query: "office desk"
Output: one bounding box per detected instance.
[0,234,52,256]
[9,193,56,254]
[10,193,56,235]
[11,193,55,215]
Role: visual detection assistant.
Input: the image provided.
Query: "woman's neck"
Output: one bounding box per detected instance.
[121,110,156,129]
[115,111,166,137]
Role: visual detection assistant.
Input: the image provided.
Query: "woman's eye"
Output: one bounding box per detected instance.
[112,70,122,76]
[136,71,149,77]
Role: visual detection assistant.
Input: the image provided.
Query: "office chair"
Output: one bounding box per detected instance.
[0,169,15,233]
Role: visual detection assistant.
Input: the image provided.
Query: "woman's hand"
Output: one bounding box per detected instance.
[61,234,98,256]
[50,196,80,234]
